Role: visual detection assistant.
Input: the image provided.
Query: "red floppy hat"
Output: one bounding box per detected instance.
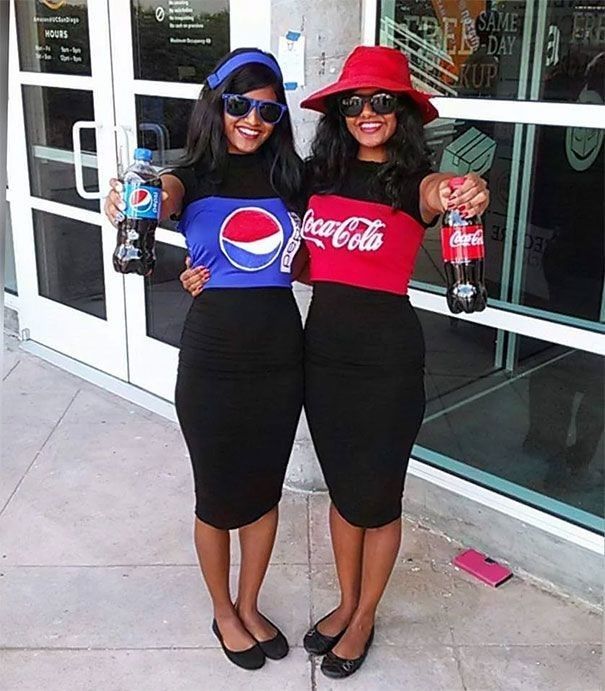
[300,46,439,124]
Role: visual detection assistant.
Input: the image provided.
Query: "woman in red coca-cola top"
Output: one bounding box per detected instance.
[298,46,489,679]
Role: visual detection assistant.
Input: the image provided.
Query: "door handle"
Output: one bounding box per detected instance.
[72,120,103,199]
[138,123,167,166]
[114,124,135,179]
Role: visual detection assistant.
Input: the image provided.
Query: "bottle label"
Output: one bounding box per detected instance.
[123,183,162,220]
[441,224,484,262]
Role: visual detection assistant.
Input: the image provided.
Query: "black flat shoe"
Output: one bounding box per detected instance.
[212,619,265,670]
[320,626,375,679]
[303,610,347,656]
[255,614,289,660]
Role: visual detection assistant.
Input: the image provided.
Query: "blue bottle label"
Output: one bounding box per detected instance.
[123,183,162,220]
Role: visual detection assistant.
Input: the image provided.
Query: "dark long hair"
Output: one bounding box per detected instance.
[178,48,303,209]
[306,95,433,209]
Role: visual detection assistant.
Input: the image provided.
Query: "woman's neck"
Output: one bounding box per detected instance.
[357,145,387,163]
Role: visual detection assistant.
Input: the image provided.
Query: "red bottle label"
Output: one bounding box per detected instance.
[441,224,485,262]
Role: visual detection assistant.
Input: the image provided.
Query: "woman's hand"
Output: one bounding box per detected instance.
[103,177,171,227]
[104,178,125,227]
[180,256,210,297]
[438,172,490,218]
[421,172,490,223]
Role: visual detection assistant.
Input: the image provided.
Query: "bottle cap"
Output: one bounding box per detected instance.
[133,147,153,162]
[449,176,466,190]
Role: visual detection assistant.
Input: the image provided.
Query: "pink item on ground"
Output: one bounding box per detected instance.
[452,549,513,587]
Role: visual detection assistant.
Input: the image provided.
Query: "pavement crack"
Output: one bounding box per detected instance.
[306,494,317,691]
[0,388,81,518]
[450,625,469,690]
[3,358,21,381]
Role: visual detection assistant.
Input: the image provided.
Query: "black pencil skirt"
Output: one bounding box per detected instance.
[305,283,426,528]
[175,288,304,529]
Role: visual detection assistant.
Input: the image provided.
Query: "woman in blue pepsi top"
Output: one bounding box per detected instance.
[105,48,305,671]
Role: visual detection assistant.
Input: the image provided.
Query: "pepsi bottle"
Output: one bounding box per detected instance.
[112,147,162,276]
[441,176,488,314]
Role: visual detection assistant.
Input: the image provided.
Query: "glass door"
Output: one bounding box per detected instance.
[8,0,128,378]
[110,0,270,400]
[9,0,272,398]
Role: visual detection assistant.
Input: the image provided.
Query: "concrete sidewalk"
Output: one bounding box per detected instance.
[1,334,602,691]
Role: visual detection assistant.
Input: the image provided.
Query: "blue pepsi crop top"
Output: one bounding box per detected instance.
[169,152,301,289]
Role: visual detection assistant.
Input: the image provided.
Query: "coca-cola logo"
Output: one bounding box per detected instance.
[301,208,385,252]
[449,228,484,249]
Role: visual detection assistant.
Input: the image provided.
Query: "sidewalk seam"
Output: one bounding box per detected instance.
[307,493,317,691]
[2,358,20,381]
[450,625,469,691]
[0,388,81,518]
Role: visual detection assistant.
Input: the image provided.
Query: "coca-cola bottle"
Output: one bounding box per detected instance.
[441,176,487,314]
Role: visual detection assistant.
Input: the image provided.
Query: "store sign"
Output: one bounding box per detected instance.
[15,0,91,75]
[131,0,229,83]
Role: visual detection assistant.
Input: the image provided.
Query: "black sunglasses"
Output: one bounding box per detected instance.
[222,94,287,125]
[338,92,398,118]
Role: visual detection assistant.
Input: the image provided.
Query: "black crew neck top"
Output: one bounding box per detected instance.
[307,158,433,227]
[170,151,275,209]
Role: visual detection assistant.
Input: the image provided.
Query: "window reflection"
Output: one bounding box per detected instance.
[378,0,528,99]
[22,86,98,212]
[135,95,193,168]
[33,209,106,320]
[417,118,510,299]
[378,1,605,104]
[419,117,605,325]
[523,124,604,322]
[131,0,229,83]
[5,204,18,295]
[145,243,191,347]
[418,316,604,522]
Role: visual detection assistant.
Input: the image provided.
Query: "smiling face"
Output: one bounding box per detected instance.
[223,86,278,155]
[343,89,398,162]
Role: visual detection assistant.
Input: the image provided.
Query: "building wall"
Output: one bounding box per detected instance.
[272,0,364,491]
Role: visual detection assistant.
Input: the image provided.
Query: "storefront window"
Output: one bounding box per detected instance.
[130,0,229,83]
[418,314,604,525]
[521,123,604,323]
[144,243,191,347]
[537,1,605,104]
[4,203,18,296]
[33,209,106,320]
[14,0,91,76]
[21,86,98,212]
[378,0,605,103]
[378,0,528,98]
[417,117,510,301]
[418,118,605,327]
[135,95,193,168]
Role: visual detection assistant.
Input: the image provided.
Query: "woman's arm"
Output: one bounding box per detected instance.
[419,172,489,224]
[158,173,186,221]
[291,245,311,285]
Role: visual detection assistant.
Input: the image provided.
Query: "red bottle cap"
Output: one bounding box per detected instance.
[449,176,466,190]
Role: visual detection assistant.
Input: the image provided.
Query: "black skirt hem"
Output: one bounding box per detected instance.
[328,492,404,529]
[194,492,283,531]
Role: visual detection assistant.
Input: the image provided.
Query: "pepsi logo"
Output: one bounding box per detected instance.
[129,188,153,212]
[220,207,284,271]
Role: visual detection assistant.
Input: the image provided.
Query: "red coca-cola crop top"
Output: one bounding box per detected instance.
[302,160,432,296]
